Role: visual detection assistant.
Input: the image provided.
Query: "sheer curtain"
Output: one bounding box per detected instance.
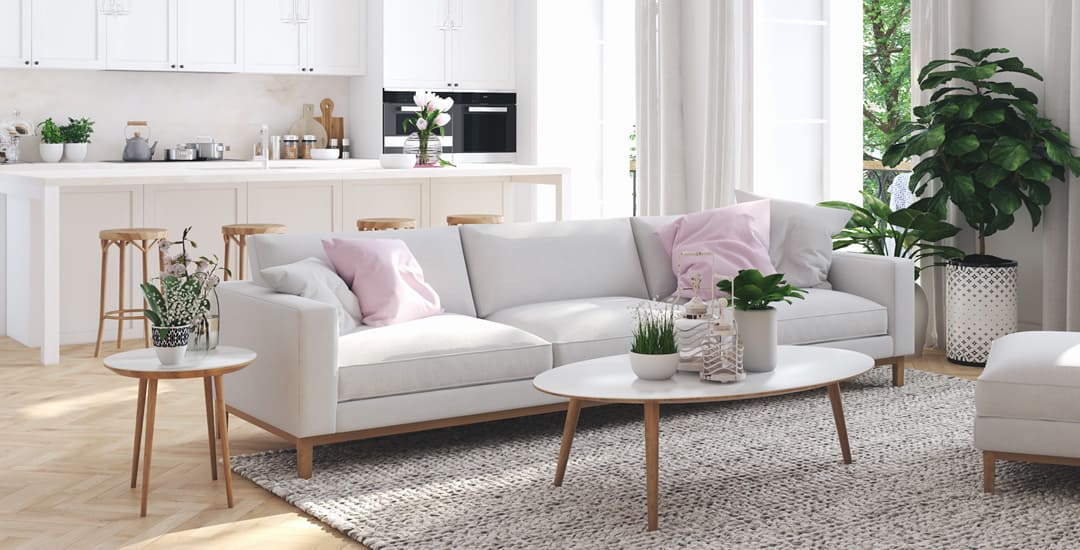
[635,0,753,216]
[910,0,974,348]
[1042,0,1080,331]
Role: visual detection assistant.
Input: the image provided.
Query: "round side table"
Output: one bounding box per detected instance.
[103,346,256,517]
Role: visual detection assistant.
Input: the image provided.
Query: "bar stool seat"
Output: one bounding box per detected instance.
[95,228,169,358]
[446,214,504,226]
[356,218,417,231]
[222,223,286,281]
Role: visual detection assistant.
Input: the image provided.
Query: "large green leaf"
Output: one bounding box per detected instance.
[1021,194,1043,229]
[989,185,1022,214]
[861,191,893,221]
[952,47,1009,62]
[919,60,968,82]
[973,109,1006,125]
[881,142,909,167]
[818,201,875,228]
[974,163,1008,188]
[947,173,977,201]
[1019,159,1053,182]
[954,64,999,82]
[1027,180,1052,205]
[988,136,1031,171]
[944,133,980,155]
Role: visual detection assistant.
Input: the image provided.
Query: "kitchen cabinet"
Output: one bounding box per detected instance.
[428,178,508,227]
[341,179,425,227]
[29,0,105,69]
[243,0,366,76]
[248,181,340,233]
[0,0,31,68]
[106,0,241,72]
[384,0,514,91]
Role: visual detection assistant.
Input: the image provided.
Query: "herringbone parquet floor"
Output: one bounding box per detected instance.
[0,337,979,549]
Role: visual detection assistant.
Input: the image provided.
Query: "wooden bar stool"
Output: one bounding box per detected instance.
[356,217,417,231]
[94,228,169,358]
[222,224,286,281]
[446,214,504,226]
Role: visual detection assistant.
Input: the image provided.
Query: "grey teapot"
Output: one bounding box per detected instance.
[123,121,158,162]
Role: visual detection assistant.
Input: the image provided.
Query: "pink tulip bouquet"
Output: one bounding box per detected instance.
[404,91,455,167]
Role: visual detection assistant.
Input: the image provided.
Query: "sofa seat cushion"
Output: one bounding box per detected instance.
[975,331,1080,423]
[486,297,653,366]
[337,314,552,401]
[774,289,888,345]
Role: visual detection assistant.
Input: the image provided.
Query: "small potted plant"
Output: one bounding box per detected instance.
[629,302,678,380]
[61,117,94,162]
[36,118,64,163]
[403,91,455,167]
[718,269,805,372]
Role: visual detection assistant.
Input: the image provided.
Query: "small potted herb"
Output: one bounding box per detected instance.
[629,302,678,380]
[61,117,94,162]
[718,269,805,372]
[36,118,64,163]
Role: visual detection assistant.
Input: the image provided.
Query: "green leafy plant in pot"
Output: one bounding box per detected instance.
[629,302,678,380]
[819,190,965,355]
[717,269,805,372]
[36,118,64,163]
[60,117,94,162]
[883,47,1080,365]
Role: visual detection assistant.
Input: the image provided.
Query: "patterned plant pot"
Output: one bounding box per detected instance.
[152,324,192,366]
[945,257,1018,366]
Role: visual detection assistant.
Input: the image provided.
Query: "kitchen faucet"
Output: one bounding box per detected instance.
[259,124,270,169]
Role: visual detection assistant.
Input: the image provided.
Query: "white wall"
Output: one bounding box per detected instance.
[0,69,351,162]
[970,0,1046,330]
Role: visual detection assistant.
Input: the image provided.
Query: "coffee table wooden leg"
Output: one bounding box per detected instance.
[140,379,159,517]
[203,377,218,481]
[554,398,582,487]
[214,375,235,508]
[827,383,852,464]
[130,378,147,488]
[644,401,660,532]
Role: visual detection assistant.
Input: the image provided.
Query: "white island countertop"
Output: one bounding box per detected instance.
[0,159,569,187]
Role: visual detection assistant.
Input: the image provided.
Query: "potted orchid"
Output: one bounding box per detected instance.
[403,91,455,167]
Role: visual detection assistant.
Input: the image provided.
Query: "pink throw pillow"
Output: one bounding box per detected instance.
[322,238,443,327]
[657,200,775,299]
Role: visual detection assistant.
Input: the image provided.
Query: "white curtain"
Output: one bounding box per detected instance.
[910,0,974,348]
[1042,0,1080,331]
[635,0,753,215]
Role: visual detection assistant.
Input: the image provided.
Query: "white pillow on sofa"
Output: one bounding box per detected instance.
[734,190,851,289]
[260,257,363,334]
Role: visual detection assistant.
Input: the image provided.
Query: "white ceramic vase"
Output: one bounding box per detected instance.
[629,352,679,380]
[39,143,63,163]
[734,308,778,372]
[63,142,88,162]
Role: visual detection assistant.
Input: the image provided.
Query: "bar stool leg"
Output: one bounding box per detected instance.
[117,241,127,350]
[237,235,247,280]
[94,240,110,358]
[222,234,232,282]
[140,239,151,348]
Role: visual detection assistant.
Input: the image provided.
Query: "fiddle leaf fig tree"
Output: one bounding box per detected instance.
[883,47,1080,257]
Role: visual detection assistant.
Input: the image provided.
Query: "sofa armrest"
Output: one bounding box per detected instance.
[827,252,915,357]
[217,281,339,438]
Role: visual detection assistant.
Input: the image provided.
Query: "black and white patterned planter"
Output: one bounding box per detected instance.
[945,257,1018,366]
[152,324,191,366]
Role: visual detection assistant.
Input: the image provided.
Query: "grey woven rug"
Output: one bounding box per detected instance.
[232,369,1080,549]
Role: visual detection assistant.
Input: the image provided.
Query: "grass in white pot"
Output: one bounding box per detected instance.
[629,302,678,380]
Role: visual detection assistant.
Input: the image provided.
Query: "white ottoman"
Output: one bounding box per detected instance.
[975,331,1080,493]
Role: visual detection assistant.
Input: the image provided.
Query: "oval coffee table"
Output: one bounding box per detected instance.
[533,345,874,531]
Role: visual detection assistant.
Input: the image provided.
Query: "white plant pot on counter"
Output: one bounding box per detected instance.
[63,143,88,162]
[39,143,63,163]
[629,352,679,380]
[734,308,778,372]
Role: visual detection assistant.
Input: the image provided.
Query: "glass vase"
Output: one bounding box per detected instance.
[190,290,220,353]
[403,132,443,167]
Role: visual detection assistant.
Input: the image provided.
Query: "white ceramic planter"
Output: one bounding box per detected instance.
[734,308,778,372]
[39,143,63,163]
[151,324,192,366]
[63,142,88,162]
[629,352,679,380]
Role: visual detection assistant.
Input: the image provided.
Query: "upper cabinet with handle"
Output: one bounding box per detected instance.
[244,0,366,76]
[8,0,106,69]
[384,0,514,92]
[106,0,242,72]
[0,0,32,68]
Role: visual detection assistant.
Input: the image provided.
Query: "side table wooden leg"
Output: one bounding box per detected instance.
[203,377,218,481]
[130,378,147,488]
[214,375,234,508]
[554,399,582,486]
[140,379,159,517]
[827,383,852,464]
[644,401,660,532]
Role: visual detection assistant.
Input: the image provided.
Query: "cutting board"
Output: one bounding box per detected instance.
[317,98,344,147]
[289,104,328,148]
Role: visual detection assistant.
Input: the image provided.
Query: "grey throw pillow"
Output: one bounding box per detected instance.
[260,257,363,334]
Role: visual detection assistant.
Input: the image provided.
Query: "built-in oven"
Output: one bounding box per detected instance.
[382,90,456,155]
[456,92,516,163]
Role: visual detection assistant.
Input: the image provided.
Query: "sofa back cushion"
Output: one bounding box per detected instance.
[248,227,477,317]
[460,218,650,317]
[630,215,680,299]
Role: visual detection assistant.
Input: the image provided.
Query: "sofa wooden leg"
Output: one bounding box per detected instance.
[297,439,314,479]
[892,357,905,387]
[983,451,996,494]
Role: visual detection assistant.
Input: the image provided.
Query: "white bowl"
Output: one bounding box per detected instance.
[380,153,416,169]
[311,148,340,160]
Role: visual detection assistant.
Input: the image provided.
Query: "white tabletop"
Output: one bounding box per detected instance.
[533,346,874,404]
[103,346,256,376]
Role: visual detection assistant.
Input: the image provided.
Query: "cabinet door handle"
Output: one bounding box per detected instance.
[309,68,314,72]
[24,60,29,65]
[179,64,185,69]
[170,64,176,69]
[33,60,39,65]
[454,83,459,87]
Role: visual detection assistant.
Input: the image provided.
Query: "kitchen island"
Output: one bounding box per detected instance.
[0,160,568,364]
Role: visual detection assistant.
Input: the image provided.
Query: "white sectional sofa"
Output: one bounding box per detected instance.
[218,217,914,477]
